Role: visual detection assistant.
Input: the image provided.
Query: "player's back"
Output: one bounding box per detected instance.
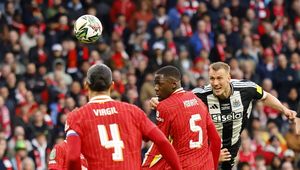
[66,99,153,170]
[158,91,213,168]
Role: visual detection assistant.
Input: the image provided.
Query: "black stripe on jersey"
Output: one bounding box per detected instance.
[219,98,233,147]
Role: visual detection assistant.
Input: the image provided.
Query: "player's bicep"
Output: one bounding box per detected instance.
[65,111,82,136]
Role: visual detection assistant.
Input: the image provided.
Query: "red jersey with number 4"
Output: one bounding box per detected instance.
[65,96,157,170]
[142,89,214,169]
[48,141,88,170]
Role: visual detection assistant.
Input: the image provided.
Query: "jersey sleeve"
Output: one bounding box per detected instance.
[132,105,157,137]
[48,144,65,170]
[243,80,264,100]
[155,103,173,137]
[65,110,82,137]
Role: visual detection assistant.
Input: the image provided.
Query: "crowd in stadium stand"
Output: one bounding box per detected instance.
[0,0,300,169]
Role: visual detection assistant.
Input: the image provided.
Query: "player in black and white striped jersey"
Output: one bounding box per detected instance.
[192,62,297,169]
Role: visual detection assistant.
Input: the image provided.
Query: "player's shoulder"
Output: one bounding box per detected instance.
[231,79,257,89]
[192,84,212,94]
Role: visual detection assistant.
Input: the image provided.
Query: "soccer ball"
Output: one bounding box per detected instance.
[74,15,103,43]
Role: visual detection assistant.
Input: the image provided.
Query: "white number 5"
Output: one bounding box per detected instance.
[98,124,124,161]
[189,114,203,149]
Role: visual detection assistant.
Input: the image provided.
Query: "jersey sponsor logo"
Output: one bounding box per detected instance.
[48,160,57,164]
[211,112,242,123]
[209,104,218,109]
[256,85,263,95]
[93,107,118,116]
[183,98,199,108]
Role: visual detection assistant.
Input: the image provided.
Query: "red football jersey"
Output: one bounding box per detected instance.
[48,141,88,170]
[65,95,157,170]
[143,89,214,169]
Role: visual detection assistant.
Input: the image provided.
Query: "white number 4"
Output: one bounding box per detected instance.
[98,124,124,161]
[189,114,203,149]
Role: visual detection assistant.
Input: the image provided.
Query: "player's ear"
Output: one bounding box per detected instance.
[84,81,89,90]
[227,72,231,81]
[109,81,115,91]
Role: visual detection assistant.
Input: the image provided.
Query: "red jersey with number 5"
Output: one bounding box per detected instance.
[65,96,157,170]
[142,89,215,169]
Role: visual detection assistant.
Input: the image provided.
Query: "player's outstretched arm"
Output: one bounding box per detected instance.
[147,127,182,170]
[66,132,82,170]
[295,117,300,135]
[207,119,221,170]
[260,92,297,121]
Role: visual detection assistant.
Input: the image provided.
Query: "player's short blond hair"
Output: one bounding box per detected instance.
[209,62,230,73]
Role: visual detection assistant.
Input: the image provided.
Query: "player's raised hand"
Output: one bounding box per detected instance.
[219,148,231,162]
[150,97,159,109]
[283,108,297,121]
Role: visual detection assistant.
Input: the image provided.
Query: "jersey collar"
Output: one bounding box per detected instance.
[172,87,185,95]
[88,95,113,104]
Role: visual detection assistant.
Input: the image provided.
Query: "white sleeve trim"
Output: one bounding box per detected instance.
[66,130,78,136]
[261,90,267,100]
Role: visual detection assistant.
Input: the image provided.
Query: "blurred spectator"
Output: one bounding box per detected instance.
[270,155,282,170]
[148,5,168,33]
[0,52,25,76]
[281,161,294,170]
[189,20,214,58]
[222,19,242,53]
[139,73,155,103]
[113,14,131,45]
[0,96,11,139]
[209,33,227,62]
[290,52,300,81]
[175,13,193,42]
[28,34,50,68]
[272,54,298,101]
[20,24,37,55]
[110,40,130,71]
[255,154,267,170]
[66,0,84,21]
[257,47,276,81]
[110,0,136,23]
[129,0,153,31]
[28,132,49,170]
[238,136,256,168]
[7,126,32,159]
[148,41,165,72]
[22,157,35,170]
[11,139,29,170]
[0,133,13,170]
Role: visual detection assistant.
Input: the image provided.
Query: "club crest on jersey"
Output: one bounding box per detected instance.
[232,99,241,108]
[49,148,56,160]
[156,111,164,122]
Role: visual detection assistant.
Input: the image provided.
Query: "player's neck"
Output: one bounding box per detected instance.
[219,85,231,100]
[89,91,110,100]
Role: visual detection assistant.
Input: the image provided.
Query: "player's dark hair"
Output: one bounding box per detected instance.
[86,64,112,91]
[155,65,182,81]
